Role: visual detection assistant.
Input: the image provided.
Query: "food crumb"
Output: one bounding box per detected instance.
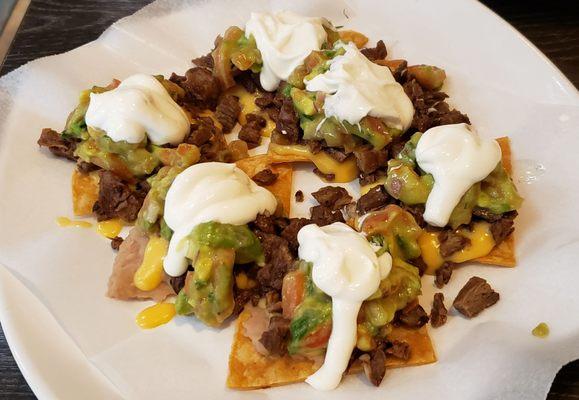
[532,322,549,338]
[110,236,124,250]
[295,190,304,202]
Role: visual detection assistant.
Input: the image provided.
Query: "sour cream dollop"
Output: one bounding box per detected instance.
[163,162,277,277]
[416,123,502,227]
[85,74,189,145]
[297,222,392,391]
[305,42,414,130]
[245,11,327,91]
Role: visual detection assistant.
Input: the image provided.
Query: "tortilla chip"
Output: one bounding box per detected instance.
[236,156,293,217]
[474,136,516,267]
[227,308,436,389]
[71,170,99,216]
[266,164,293,217]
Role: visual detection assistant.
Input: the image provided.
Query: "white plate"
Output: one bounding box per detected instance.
[1,0,578,399]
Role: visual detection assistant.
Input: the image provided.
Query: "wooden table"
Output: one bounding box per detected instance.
[0,0,577,398]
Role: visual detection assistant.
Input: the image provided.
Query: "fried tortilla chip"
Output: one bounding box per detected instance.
[474,136,516,267]
[236,155,293,217]
[71,170,99,216]
[227,308,436,389]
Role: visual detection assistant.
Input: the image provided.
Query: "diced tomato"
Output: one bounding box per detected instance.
[304,323,332,349]
[282,270,305,319]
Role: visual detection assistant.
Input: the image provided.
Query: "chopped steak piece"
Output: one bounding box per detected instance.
[192,52,214,69]
[233,287,260,316]
[324,147,349,162]
[185,117,216,146]
[385,340,411,360]
[92,171,146,222]
[265,290,281,310]
[402,204,426,228]
[236,70,263,93]
[179,67,221,108]
[264,107,280,122]
[403,79,470,132]
[238,113,266,147]
[311,186,352,210]
[274,96,300,143]
[256,232,295,291]
[281,218,311,252]
[306,139,323,154]
[397,302,429,328]
[252,169,278,186]
[361,348,387,386]
[313,168,335,181]
[37,128,77,160]
[430,293,448,328]
[255,92,276,108]
[411,257,428,277]
[435,262,453,288]
[110,236,123,251]
[254,213,276,234]
[310,205,344,226]
[361,40,387,61]
[77,161,100,174]
[198,130,228,162]
[169,273,187,294]
[354,148,388,174]
[472,207,503,222]
[259,316,290,356]
[438,230,471,258]
[383,59,408,82]
[295,190,304,202]
[356,186,390,214]
[490,215,515,245]
[358,168,387,186]
[389,140,406,159]
[453,276,500,318]
[215,94,241,133]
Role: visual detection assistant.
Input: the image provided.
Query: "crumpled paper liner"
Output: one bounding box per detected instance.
[0,0,578,399]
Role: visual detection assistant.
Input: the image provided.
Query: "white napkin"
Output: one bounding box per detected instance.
[1,0,578,399]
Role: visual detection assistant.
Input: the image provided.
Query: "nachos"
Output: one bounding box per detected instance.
[38,9,522,390]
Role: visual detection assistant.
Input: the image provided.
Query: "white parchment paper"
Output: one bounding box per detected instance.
[1,0,579,399]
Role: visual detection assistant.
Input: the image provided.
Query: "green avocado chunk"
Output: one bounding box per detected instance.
[187,222,264,265]
[137,166,184,232]
[290,88,316,116]
[477,162,523,214]
[288,261,332,356]
[448,183,481,229]
[362,259,421,328]
[175,222,264,326]
[177,246,236,327]
[385,159,434,205]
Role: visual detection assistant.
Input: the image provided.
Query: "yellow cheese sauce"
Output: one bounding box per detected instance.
[96,219,123,239]
[136,302,176,329]
[418,222,496,275]
[449,223,495,263]
[227,86,276,137]
[532,322,549,338]
[56,216,93,228]
[133,236,169,291]
[269,143,359,183]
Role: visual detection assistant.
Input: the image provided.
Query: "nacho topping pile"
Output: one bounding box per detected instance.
[37,9,524,392]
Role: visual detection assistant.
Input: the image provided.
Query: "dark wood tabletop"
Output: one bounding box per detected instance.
[0,0,577,399]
